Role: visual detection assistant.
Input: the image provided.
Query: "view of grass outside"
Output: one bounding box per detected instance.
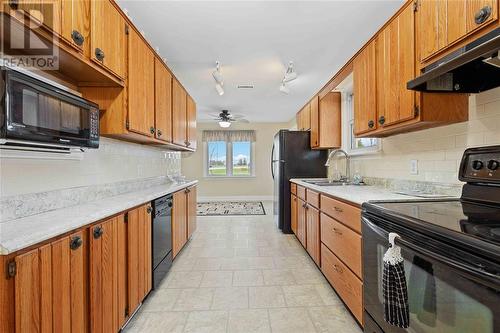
[207,141,251,176]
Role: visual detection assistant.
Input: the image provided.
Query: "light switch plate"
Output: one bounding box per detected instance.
[410,160,418,175]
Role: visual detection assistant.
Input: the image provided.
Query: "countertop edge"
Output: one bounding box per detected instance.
[0,180,198,255]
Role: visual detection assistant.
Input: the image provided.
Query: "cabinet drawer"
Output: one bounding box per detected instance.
[320,213,362,278]
[306,189,320,208]
[291,183,297,195]
[320,195,361,233]
[321,243,363,324]
[297,185,306,200]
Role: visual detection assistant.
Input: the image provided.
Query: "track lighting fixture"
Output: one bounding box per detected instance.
[213,61,224,95]
[279,81,290,95]
[283,61,297,82]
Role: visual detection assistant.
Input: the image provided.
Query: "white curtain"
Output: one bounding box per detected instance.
[202,130,256,142]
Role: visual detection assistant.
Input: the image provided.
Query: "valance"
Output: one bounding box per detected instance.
[202,130,256,142]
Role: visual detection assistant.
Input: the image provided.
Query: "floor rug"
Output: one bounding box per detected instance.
[197,201,266,216]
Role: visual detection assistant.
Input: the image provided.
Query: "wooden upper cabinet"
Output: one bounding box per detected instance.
[302,103,311,130]
[154,58,173,143]
[187,185,197,239]
[13,232,87,333]
[310,96,319,147]
[311,92,341,149]
[172,79,188,147]
[173,190,188,258]
[91,0,125,79]
[187,95,197,150]
[61,0,90,54]
[417,0,498,62]
[127,28,155,137]
[13,0,61,34]
[377,3,416,128]
[353,40,377,135]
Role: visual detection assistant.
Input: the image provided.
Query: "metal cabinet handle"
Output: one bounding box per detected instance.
[157,129,162,137]
[147,206,153,214]
[332,228,343,235]
[334,206,343,213]
[9,0,18,9]
[150,126,155,135]
[70,236,83,250]
[475,5,491,24]
[378,116,385,125]
[95,48,105,61]
[71,30,84,46]
[93,226,104,239]
[368,120,374,128]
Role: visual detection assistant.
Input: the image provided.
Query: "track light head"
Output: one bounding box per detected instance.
[279,82,289,94]
[212,61,224,85]
[283,61,297,82]
[215,82,224,96]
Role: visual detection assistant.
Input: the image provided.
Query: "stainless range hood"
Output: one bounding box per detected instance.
[407,27,500,93]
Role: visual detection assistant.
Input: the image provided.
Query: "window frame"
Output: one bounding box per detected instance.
[204,140,255,178]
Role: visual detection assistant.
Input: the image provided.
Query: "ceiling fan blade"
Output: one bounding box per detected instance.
[230,114,246,119]
[236,119,250,123]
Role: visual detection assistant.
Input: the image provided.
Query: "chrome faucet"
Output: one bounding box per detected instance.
[325,149,350,182]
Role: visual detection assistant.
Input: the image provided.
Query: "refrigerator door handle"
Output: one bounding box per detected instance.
[271,144,275,179]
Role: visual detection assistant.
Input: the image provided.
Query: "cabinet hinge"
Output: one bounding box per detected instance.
[125,306,129,317]
[125,120,129,130]
[125,25,129,35]
[413,0,419,12]
[414,105,420,117]
[7,261,16,279]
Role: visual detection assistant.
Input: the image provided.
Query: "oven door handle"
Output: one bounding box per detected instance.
[362,217,500,287]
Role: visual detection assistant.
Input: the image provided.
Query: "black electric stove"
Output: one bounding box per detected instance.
[361,145,500,333]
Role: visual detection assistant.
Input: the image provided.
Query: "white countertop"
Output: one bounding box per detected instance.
[0,180,197,255]
[290,178,432,206]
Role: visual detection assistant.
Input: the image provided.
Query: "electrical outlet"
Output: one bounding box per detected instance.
[410,160,418,175]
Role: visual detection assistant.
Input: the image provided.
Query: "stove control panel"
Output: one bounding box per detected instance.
[459,146,500,183]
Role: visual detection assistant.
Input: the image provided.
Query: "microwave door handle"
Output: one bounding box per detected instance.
[362,217,500,286]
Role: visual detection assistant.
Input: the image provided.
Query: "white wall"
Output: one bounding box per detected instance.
[342,88,500,184]
[181,122,289,199]
[0,138,181,197]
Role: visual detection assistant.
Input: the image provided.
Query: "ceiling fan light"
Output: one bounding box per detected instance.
[279,83,290,95]
[215,83,224,96]
[219,120,231,128]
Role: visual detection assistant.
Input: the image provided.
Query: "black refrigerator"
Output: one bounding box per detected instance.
[272,130,328,234]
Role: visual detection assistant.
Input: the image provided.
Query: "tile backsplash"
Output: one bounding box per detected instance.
[349,87,500,184]
[0,137,181,197]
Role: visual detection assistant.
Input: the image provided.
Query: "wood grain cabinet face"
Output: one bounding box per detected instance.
[310,96,320,147]
[291,194,298,235]
[353,40,377,135]
[173,190,188,258]
[13,232,87,333]
[127,204,153,316]
[127,28,155,137]
[154,58,173,143]
[61,0,90,54]
[172,79,188,147]
[91,0,126,79]
[305,205,320,265]
[297,198,307,247]
[187,95,197,150]
[187,186,197,239]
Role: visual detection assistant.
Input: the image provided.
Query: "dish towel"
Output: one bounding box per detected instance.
[383,232,410,328]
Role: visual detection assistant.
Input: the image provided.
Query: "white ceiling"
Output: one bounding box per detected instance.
[117,0,403,122]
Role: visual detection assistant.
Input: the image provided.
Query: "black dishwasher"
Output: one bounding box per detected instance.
[152,194,173,289]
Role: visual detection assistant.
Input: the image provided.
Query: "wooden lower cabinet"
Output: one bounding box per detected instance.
[187,186,197,239]
[291,194,298,235]
[127,204,153,315]
[11,231,87,333]
[296,198,307,247]
[172,185,198,258]
[305,205,320,265]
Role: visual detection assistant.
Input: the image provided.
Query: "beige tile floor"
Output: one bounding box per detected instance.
[124,202,362,333]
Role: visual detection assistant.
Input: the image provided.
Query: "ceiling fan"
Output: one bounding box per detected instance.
[209,110,249,128]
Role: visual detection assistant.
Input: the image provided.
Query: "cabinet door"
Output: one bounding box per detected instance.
[291,194,298,235]
[296,198,307,247]
[172,79,187,146]
[318,92,342,149]
[377,4,416,127]
[466,0,498,34]
[14,0,61,34]
[14,232,86,333]
[310,96,319,147]
[128,28,155,137]
[61,0,90,53]
[296,109,302,130]
[187,186,197,239]
[306,205,320,265]
[417,0,447,60]
[173,190,188,258]
[127,204,153,315]
[447,0,467,44]
[154,58,173,143]
[187,95,197,150]
[302,104,311,130]
[353,40,377,135]
[91,0,125,79]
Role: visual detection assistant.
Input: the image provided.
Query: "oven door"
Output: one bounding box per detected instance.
[4,69,99,148]
[362,215,500,333]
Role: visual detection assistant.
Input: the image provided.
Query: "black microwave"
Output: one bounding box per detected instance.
[0,67,99,148]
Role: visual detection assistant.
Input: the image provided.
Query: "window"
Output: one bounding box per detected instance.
[343,92,381,155]
[204,130,255,177]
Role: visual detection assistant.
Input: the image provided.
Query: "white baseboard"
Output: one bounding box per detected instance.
[198,195,273,202]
